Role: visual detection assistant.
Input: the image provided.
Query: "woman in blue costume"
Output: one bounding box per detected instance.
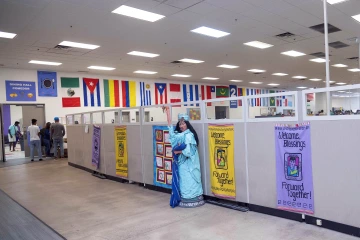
[167,112,205,208]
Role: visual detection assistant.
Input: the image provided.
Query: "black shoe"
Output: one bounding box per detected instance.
[39,159,43,161]
[31,159,34,162]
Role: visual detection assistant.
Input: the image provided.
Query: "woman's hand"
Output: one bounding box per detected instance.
[173,150,182,155]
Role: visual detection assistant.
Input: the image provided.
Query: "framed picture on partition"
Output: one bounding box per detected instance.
[155,129,164,142]
[164,159,172,171]
[165,145,172,158]
[156,156,164,168]
[157,169,165,183]
[156,143,164,155]
[164,131,170,144]
[187,108,201,120]
[166,172,173,185]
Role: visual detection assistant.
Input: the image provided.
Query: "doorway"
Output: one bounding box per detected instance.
[215,106,229,119]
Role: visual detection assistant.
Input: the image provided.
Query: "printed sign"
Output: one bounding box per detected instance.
[275,123,314,214]
[115,126,128,178]
[208,124,236,199]
[5,80,36,101]
[229,85,238,108]
[92,125,101,169]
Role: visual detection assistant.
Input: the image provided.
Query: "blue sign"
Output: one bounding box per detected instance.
[229,85,238,108]
[38,71,57,97]
[5,80,36,101]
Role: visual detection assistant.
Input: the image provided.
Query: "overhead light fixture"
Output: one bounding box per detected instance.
[172,74,191,77]
[268,83,280,86]
[281,50,306,57]
[88,66,115,70]
[178,58,204,63]
[346,91,352,93]
[229,80,243,82]
[297,87,307,89]
[338,90,346,93]
[310,58,326,63]
[348,68,360,72]
[336,82,347,85]
[29,60,62,66]
[217,64,239,69]
[243,41,273,49]
[327,0,348,4]
[134,70,157,74]
[0,31,17,39]
[248,69,266,73]
[112,5,165,22]
[249,82,262,84]
[58,41,99,50]
[332,64,348,68]
[292,76,307,79]
[352,14,360,23]
[191,26,230,38]
[127,51,159,58]
[309,78,322,81]
[202,77,219,80]
[272,73,288,76]
[323,80,336,83]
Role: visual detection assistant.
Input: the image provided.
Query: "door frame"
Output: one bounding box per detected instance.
[0,105,5,162]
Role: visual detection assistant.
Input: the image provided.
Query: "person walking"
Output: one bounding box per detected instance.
[8,121,20,152]
[40,122,51,157]
[51,117,65,158]
[27,119,42,162]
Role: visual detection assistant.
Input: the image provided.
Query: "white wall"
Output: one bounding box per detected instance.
[315,92,327,113]
[332,97,360,111]
[10,105,23,125]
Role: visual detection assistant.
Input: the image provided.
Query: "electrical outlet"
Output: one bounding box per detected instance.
[316,219,322,226]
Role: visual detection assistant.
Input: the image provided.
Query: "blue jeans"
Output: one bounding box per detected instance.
[30,140,42,160]
[53,138,64,157]
[43,139,51,157]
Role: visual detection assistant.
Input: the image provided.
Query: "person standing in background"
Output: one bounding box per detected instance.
[8,121,20,152]
[40,122,51,157]
[51,117,66,158]
[27,119,42,162]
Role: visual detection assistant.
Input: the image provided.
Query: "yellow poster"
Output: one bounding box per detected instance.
[208,124,236,199]
[115,126,128,178]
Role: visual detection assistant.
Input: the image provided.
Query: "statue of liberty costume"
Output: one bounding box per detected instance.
[169,113,204,208]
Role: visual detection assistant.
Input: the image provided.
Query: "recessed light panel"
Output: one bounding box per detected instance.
[191,26,230,38]
[297,87,307,89]
[217,64,239,69]
[281,50,306,57]
[178,58,204,63]
[127,51,159,58]
[88,66,115,70]
[249,82,262,84]
[0,31,17,39]
[348,68,360,72]
[112,5,165,22]
[59,41,99,49]
[248,69,266,73]
[323,80,336,83]
[292,76,307,79]
[268,83,279,86]
[327,0,347,4]
[229,80,243,82]
[309,78,322,81]
[134,70,157,74]
[336,82,347,85]
[172,74,191,77]
[29,60,62,66]
[244,41,273,49]
[310,58,326,63]
[332,64,348,68]
[352,14,360,23]
[202,77,218,80]
[272,73,288,76]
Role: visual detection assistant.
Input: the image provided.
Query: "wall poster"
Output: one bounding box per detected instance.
[5,80,36,101]
[115,126,128,178]
[92,125,101,169]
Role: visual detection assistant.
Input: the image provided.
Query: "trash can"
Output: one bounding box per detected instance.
[19,137,24,151]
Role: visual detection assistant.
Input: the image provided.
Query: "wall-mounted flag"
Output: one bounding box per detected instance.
[216,86,229,98]
[169,83,181,106]
[61,77,81,107]
[104,79,120,107]
[121,80,136,107]
[155,83,167,104]
[38,71,57,97]
[140,82,152,106]
[83,78,101,107]
[206,86,216,106]
[183,84,201,106]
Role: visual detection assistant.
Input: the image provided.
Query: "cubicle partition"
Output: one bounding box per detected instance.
[66,86,360,236]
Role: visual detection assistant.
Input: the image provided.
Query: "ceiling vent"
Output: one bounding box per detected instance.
[275,32,305,43]
[54,45,72,50]
[329,41,349,49]
[276,32,295,38]
[347,56,359,61]
[310,52,325,58]
[309,23,341,34]
[171,60,183,64]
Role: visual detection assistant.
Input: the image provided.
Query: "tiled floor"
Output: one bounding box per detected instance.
[0,160,358,240]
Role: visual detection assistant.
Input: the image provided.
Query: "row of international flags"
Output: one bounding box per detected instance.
[60,77,290,108]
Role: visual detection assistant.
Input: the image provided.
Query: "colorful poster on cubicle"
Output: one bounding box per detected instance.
[92,125,101,169]
[5,80,36,101]
[115,126,128,178]
[153,126,173,189]
[275,123,314,214]
[208,124,236,199]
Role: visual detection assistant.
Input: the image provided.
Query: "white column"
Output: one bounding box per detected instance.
[323,0,331,115]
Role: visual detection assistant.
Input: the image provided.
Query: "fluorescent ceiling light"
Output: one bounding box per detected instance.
[217,64,239,69]
[338,90,346,92]
[310,58,326,63]
[127,51,159,58]
[243,41,273,49]
[348,68,360,72]
[352,14,360,23]
[191,26,230,38]
[323,80,336,83]
[268,83,279,86]
[332,64,348,68]
[292,76,307,79]
[248,69,266,73]
[134,70,157,74]
[112,5,165,22]
[229,80,243,82]
[309,78,322,81]
[178,58,204,63]
[281,50,306,57]
[336,82,347,85]
[249,82,262,84]
[202,77,219,80]
[88,66,115,70]
[29,60,62,66]
[0,31,17,39]
[59,41,99,50]
[172,74,191,77]
[327,0,348,4]
[297,87,307,89]
[272,73,288,76]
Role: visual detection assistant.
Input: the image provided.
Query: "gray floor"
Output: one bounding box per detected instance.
[0,160,358,240]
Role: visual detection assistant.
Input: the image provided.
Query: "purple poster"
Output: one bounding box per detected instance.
[275,123,314,214]
[92,125,101,169]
